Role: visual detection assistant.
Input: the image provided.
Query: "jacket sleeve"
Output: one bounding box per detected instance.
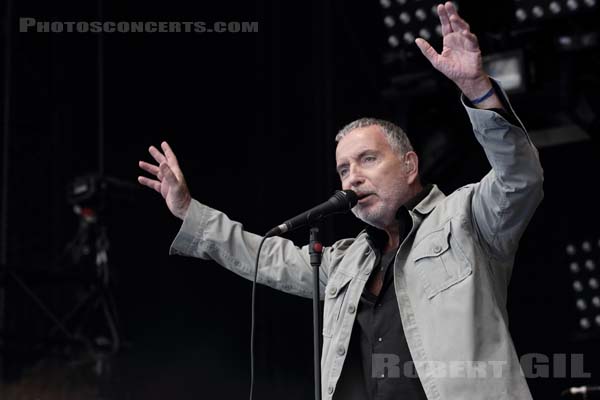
[464,79,544,262]
[168,199,349,299]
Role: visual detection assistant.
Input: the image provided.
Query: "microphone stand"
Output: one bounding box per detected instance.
[308,226,323,400]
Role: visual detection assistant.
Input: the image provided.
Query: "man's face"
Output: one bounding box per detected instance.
[335,126,411,230]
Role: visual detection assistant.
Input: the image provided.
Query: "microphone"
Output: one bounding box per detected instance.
[562,386,600,397]
[265,190,358,238]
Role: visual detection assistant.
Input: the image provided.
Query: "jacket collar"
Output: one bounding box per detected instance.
[412,184,445,215]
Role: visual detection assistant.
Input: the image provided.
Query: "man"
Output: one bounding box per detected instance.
[138,3,543,399]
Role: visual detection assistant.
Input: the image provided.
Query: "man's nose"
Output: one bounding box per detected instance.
[346,166,365,189]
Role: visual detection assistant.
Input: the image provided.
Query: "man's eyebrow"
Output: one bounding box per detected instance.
[360,149,378,157]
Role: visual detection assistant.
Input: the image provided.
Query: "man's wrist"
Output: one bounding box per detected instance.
[458,75,493,101]
[459,75,505,110]
[470,87,495,105]
[175,194,192,220]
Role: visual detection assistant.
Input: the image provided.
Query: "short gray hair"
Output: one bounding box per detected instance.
[335,117,413,157]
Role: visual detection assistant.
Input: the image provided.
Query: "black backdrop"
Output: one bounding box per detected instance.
[2,0,600,399]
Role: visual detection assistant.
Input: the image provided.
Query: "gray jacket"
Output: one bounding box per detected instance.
[170,88,544,400]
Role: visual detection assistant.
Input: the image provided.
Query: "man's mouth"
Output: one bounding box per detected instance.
[357,193,374,203]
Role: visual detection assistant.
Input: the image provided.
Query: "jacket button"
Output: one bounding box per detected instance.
[348,304,356,314]
[328,286,337,296]
[328,386,334,394]
[432,244,442,254]
[337,345,345,356]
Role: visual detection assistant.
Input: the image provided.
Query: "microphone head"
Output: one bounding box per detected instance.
[332,189,358,209]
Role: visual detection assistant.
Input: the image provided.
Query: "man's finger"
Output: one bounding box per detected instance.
[138,176,161,192]
[149,146,166,165]
[437,4,452,35]
[415,38,440,66]
[444,2,467,33]
[445,1,460,16]
[450,15,470,32]
[161,141,180,167]
[161,141,184,178]
[444,2,458,32]
[139,160,160,176]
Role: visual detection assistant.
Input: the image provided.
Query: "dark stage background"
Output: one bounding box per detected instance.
[1,0,600,399]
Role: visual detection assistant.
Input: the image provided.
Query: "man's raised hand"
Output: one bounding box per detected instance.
[415,2,498,106]
[138,141,191,220]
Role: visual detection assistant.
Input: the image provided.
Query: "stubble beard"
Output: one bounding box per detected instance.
[351,183,406,230]
[351,200,392,230]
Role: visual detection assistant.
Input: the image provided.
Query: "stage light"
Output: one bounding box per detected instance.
[399,11,411,24]
[580,318,591,329]
[419,28,432,40]
[567,0,579,10]
[570,262,580,273]
[532,5,545,18]
[566,237,600,338]
[388,35,400,47]
[483,50,526,93]
[585,260,596,271]
[549,1,562,13]
[516,8,528,21]
[384,15,396,28]
[513,0,598,25]
[378,0,457,51]
[415,8,427,21]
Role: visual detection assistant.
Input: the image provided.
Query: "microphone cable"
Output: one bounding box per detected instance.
[249,236,268,400]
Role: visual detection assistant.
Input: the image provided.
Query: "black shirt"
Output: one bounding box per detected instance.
[335,185,433,400]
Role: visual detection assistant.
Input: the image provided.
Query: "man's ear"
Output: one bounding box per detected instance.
[403,151,419,183]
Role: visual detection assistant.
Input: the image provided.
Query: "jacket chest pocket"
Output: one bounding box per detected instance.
[412,221,472,299]
[322,272,354,338]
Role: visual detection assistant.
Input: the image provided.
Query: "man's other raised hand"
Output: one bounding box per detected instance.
[138,141,191,220]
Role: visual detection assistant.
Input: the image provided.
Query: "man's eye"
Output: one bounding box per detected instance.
[339,169,348,177]
[363,156,376,163]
